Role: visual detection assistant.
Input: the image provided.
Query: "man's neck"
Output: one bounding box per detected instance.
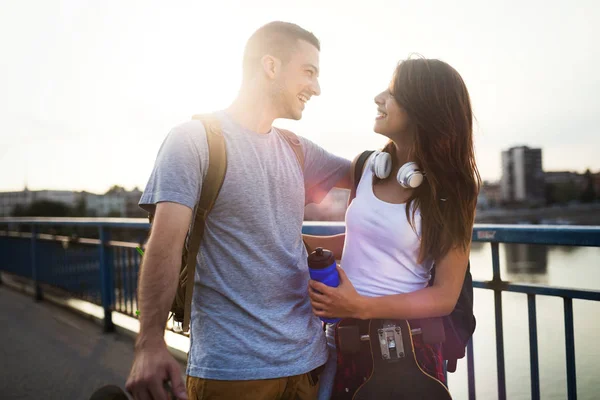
[226,87,278,134]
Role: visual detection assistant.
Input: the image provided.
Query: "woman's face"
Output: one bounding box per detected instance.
[373,86,411,140]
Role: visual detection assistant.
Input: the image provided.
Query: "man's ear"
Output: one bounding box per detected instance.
[261,54,281,80]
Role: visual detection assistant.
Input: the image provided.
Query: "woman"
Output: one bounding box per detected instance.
[304,57,481,399]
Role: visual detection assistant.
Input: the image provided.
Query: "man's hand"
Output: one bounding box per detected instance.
[126,343,188,400]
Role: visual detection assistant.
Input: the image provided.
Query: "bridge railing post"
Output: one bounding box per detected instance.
[31,224,43,301]
[99,225,115,333]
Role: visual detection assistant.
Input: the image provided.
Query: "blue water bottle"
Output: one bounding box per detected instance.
[308,247,341,324]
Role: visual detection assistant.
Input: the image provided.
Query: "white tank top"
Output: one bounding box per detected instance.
[341,153,434,297]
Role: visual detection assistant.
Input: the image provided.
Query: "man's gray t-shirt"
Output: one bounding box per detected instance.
[139,110,350,380]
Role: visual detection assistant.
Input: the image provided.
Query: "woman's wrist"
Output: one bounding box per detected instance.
[355,296,371,320]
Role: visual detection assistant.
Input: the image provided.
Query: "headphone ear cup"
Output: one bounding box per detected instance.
[372,151,392,179]
[397,162,424,188]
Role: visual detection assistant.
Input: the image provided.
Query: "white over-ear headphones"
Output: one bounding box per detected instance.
[371,151,425,189]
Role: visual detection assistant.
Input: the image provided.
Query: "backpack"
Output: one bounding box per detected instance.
[146,113,305,334]
[349,150,476,373]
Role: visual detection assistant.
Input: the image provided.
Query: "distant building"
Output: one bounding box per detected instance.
[0,188,81,217]
[0,186,146,218]
[84,193,127,217]
[544,171,586,189]
[477,181,502,209]
[125,188,145,218]
[593,172,600,196]
[0,190,30,217]
[543,171,594,204]
[501,146,544,204]
[84,187,146,217]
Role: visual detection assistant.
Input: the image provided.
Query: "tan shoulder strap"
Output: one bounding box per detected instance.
[181,113,227,332]
[277,128,305,171]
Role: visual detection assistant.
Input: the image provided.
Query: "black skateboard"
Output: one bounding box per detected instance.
[335,318,452,400]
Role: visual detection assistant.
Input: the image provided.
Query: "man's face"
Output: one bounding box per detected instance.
[271,39,321,120]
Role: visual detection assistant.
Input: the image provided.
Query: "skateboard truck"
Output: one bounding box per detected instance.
[337,318,444,359]
[338,322,420,357]
[378,321,405,361]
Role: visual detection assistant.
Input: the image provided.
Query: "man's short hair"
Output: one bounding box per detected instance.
[242,21,320,79]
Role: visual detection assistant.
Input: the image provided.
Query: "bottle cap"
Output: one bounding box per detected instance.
[307,247,335,269]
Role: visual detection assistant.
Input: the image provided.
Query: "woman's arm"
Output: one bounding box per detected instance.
[308,245,469,320]
[303,234,345,260]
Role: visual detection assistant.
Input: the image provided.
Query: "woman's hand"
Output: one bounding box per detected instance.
[308,266,367,320]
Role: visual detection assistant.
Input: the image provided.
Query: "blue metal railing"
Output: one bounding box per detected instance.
[1,217,599,400]
[471,225,600,400]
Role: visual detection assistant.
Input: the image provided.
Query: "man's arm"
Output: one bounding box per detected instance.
[299,136,352,204]
[126,202,192,400]
[334,168,352,190]
[136,202,192,346]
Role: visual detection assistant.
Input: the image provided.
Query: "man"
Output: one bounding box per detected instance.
[126,21,351,400]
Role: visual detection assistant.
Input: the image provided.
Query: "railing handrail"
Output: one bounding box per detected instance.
[0,217,150,228]
[2,217,600,247]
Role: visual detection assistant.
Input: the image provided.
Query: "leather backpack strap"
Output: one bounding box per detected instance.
[348,150,375,205]
[277,128,305,171]
[182,113,227,332]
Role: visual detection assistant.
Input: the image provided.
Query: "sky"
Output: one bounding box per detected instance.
[0,0,598,193]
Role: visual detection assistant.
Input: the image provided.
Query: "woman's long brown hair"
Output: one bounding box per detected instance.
[379,58,481,263]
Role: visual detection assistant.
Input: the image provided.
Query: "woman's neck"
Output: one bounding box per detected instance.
[390,140,412,166]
